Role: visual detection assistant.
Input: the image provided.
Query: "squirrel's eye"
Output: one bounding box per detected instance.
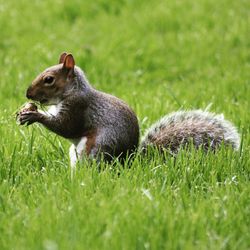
[44,76,54,84]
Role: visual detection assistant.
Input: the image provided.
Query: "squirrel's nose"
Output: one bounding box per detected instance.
[26,86,33,99]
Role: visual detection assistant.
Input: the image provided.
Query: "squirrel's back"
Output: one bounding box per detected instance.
[140,110,240,153]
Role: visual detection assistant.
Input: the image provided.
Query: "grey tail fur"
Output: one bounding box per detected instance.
[140,110,240,153]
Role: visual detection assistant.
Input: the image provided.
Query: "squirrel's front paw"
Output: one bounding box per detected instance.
[18,111,41,125]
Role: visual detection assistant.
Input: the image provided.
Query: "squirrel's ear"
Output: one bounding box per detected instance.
[63,54,75,70]
[59,52,67,64]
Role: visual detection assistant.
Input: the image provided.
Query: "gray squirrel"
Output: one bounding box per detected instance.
[17,52,240,167]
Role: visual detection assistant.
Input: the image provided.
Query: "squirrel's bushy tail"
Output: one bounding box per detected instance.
[139,110,240,153]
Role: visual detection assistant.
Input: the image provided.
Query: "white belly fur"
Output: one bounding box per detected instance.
[69,137,88,167]
[38,102,63,117]
[47,102,63,116]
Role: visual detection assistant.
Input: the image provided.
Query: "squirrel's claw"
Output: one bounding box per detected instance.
[18,111,39,126]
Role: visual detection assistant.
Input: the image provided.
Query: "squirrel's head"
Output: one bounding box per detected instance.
[26,52,78,105]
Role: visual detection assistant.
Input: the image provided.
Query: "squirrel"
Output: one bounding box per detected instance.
[17,52,240,167]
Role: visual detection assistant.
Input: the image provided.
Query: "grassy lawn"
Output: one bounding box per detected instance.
[0,0,249,249]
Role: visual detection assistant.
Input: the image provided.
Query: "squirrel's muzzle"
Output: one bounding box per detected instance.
[26,86,33,99]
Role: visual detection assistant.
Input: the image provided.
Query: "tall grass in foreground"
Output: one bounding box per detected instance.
[0,137,249,249]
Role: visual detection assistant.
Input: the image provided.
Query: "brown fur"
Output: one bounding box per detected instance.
[26,65,70,104]
[83,129,98,155]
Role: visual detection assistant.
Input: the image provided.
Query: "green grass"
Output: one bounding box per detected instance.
[0,0,249,249]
